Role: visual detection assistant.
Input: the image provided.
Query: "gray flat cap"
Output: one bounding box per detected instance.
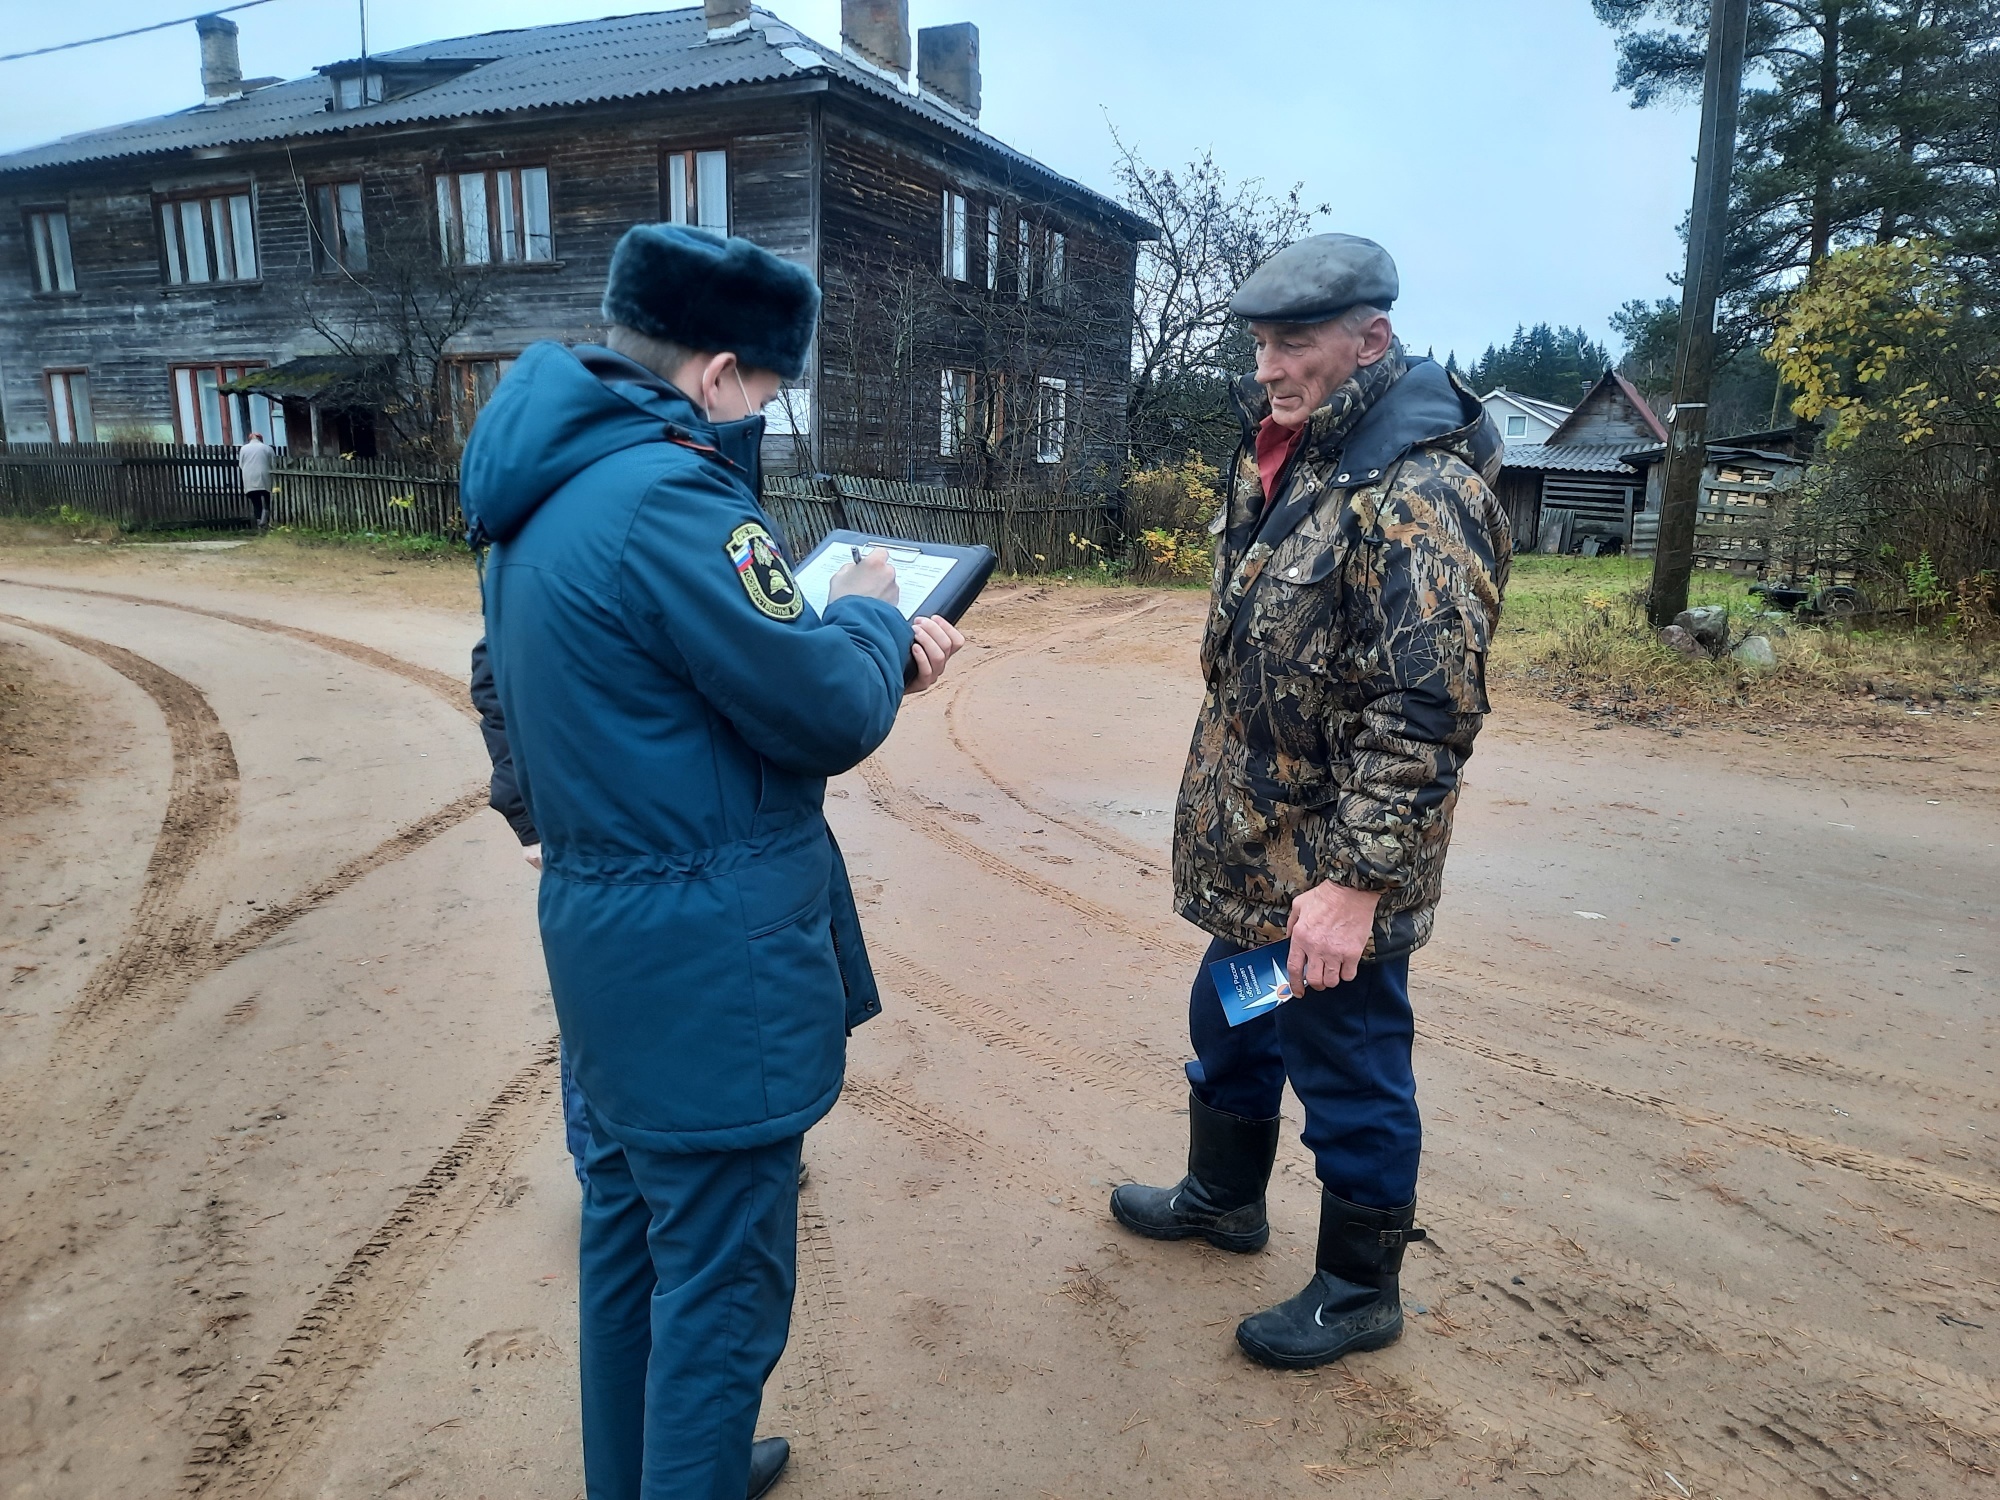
[1230,233,1398,323]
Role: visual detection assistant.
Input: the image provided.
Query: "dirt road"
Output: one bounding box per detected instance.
[1,559,1995,1499]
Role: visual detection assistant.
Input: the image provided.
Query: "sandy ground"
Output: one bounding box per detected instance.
[1,546,1996,1500]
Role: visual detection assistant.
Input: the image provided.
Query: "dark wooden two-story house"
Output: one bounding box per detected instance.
[0,2,1152,483]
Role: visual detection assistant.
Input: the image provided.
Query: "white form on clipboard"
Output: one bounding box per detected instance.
[792,543,959,621]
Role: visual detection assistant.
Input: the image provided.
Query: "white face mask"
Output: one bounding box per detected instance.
[702,362,763,425]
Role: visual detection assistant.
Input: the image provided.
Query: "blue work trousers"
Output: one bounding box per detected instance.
[578,1119,802,1500]
[1185,935,1420,1209]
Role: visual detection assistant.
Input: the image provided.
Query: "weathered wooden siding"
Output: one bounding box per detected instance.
[1548,383,1657,449]
[1,79,1141,484]
[815,97,1138,487]
[1,92,816,450]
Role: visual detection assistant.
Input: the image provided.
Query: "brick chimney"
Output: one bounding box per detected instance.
[704,0,751,38]
[841,0,910,83]
[197,14,244,101]
[917,23,980,121]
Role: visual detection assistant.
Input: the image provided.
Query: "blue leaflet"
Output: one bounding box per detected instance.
[1211,940,1293,1027]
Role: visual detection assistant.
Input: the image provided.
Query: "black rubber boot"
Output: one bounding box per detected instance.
[748,1436,790,1499]
[1109,1093,1281,1253]
[1234,1192,1425,1368]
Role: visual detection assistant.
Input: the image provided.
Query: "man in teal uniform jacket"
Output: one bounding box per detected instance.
[462,223,963,1500]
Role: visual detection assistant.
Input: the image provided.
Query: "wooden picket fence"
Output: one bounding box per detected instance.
[0,443,245,529]
[0,443,1116,571]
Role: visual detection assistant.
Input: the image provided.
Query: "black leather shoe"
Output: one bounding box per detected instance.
[1235,1192,1425,1368]
[748,1435,790,1499]
[1109,1093,1280,1253]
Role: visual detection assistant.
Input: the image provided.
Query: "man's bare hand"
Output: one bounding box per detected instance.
[1285,882,1383,994]
[906,615,965,693]
[522,843,543,872]
[827,547,899,605]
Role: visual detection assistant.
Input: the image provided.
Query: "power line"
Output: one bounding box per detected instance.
[0,1,283,66]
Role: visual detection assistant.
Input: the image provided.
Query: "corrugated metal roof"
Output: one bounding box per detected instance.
[1500,443,1640,475]
[0,6,1152,235]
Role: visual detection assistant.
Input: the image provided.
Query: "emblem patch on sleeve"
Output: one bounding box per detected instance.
[724,522,802,621]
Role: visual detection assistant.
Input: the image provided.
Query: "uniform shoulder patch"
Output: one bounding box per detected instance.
[724,522,802,621]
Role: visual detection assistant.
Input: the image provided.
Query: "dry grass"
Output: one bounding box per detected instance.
[1494,556,2000,728]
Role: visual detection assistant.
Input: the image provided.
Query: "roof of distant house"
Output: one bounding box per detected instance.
[1540,370,1667,447]
[1497,443,1643,475]
[1480,389,1573,426]
[0,5,1153,235]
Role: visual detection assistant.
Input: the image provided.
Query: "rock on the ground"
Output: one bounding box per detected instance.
[1676,605,1730,650]
[1657,624,1705,660]
[1732,634,1777,669]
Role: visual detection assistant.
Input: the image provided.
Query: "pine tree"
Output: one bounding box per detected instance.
[1593,1,2000,314]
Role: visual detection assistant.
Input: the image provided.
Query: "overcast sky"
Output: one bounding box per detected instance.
[0,0,1699,363]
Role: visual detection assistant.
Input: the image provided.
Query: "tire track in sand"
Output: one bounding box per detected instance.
[926,599,2000,1125]
[179,1038,561,1499]
[850,950,2000,1492]
[0,614,239,1044]
[0,607,490,1308]
[0,578,478,720]
[5,582,873,1496]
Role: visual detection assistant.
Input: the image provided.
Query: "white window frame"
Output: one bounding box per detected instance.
[45,369,93,443]
[309,180,368,274]
[941,189,968,281]
[940,367,971,456]
[159,189,258,285]
[170,363,284,447]
[1017,217,1032,300]
[27,210,76,294]
[335,71,383,109]
[1046,229,1067,305]
[1505,414,1527,437]
[436,167,553,266]
[665,149,729,233]
[1035,376,1067,465]
[767,384,812,437]
[985,205,1000,292]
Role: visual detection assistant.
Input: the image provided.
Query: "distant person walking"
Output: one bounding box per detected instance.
[238,432,273,530]
[1111,234,1511,1369]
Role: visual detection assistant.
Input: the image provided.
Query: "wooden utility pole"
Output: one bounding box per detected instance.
[1648,0,1753,627]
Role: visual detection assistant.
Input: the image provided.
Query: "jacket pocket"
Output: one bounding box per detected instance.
[745,892,846,1120]
[1453,597,1492,715]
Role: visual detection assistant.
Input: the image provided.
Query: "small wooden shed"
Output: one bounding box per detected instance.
[1494,370,1668,552]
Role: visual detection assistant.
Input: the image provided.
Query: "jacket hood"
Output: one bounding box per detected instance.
[461,342,705,544]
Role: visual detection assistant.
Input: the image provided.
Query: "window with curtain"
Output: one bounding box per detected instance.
[941,190,968,281]
[46,370,93,443]
[309,181,368,273]
[171,363,284,447]
[664,150,729,232]
[159,190,258,285]
[1046,230,1067,306]
[985,206,1000,292]
[435,167,553,265]
[1017,217,1032,300]
[27,210,76,293]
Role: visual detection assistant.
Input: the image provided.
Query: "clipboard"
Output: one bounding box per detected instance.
[792,529,997,625]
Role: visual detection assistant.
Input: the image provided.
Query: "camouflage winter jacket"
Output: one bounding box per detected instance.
[1172,346,1510,960]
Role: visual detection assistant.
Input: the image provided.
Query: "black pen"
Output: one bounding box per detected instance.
[850,545,864,565]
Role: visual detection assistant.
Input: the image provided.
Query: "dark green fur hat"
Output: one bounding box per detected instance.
[601,224,821,381]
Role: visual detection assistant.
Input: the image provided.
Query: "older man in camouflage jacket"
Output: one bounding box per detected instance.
[1111,234,1509,1369]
